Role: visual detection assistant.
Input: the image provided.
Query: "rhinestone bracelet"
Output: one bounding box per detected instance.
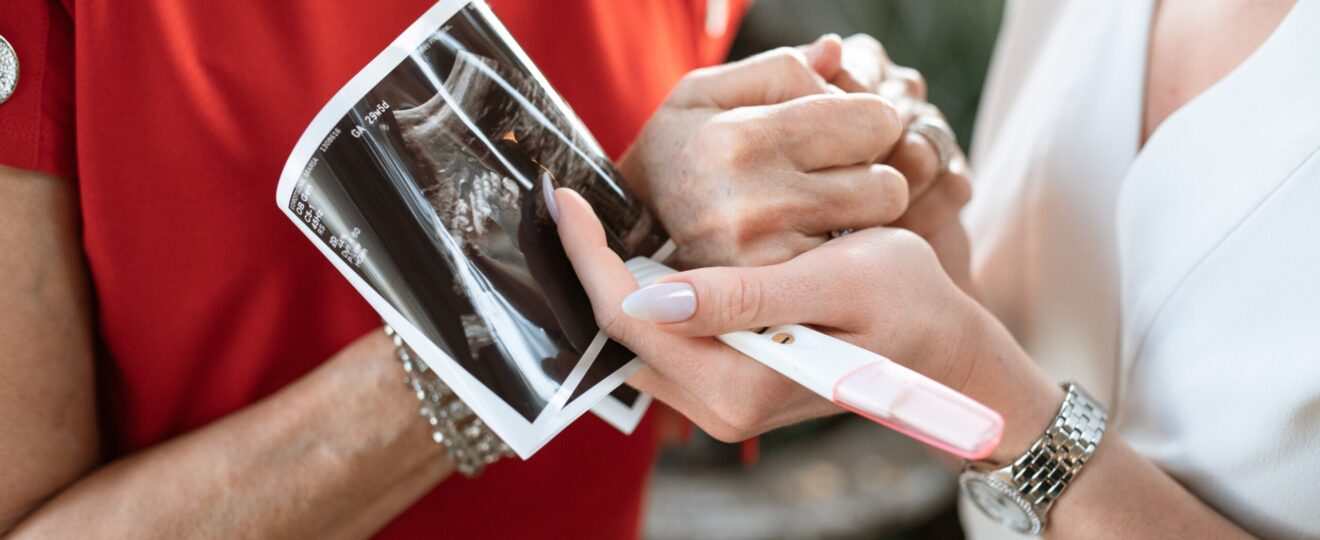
[384,325,513,477]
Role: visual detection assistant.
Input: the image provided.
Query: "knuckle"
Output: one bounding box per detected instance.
[725,219,756,252]
[712,210,789,267]
[873,164,910,221]
[859,95,903,149]
[894,226,924,244]
[705,268,765,331]
[945,173,973,207]
[910,75,928,98]
[704,202,737,236]
[594,305,631,343]
[887,227,934,256]
[705,203,754,257]
[768,46,811,72]
[896,66,928,100]
[710,402,763,441]
[839,227,936,279]
[726,205,780,251]
[673,66,718,103]
[698,116,760,169]
[892,132,936,182]
[730,271,765,329]
[766,47,821,91]
[844,33,885,55]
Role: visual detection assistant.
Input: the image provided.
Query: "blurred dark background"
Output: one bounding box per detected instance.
[644,1,1005,538]
[730,0,1004,147]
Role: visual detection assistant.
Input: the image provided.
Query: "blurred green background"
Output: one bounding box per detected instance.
[644,1,1005,539]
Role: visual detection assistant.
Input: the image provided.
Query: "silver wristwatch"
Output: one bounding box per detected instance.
[959,383,1108,535]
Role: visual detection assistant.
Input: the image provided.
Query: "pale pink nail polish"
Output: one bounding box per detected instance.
[541,172,559,223]
[622,283,696,323]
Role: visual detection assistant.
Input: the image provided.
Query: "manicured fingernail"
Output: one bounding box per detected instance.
[541,171,559,223]
[622,283,696,323]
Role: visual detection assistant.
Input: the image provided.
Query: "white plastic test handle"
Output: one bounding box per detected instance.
[625,257,1003,460]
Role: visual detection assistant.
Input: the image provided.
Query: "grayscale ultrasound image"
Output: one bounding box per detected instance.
[290,4,662,421]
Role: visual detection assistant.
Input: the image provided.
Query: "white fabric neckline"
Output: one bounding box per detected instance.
[1134,0,1307,158]
[1115,0,1314,411]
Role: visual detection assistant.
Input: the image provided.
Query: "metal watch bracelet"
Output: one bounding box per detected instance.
[1010,383,1107,510]
[960,382,1108,535]
[383,325,512,477]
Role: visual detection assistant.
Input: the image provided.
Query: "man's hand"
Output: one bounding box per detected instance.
[620,37,908,268]
[817,34,975,292]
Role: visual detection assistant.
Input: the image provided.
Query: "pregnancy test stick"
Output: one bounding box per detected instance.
[625,257,1003,460]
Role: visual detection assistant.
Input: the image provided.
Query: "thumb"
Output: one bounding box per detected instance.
[550,187,654,352]
[621,251,859,337]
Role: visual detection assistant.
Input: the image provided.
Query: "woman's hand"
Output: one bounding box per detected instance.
[551,185,1042,448]
[553,186,1255,539]
[620,37,908,268]
[551,186,842,441]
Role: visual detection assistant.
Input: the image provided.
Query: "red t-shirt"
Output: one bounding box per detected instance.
[0,1,743,537]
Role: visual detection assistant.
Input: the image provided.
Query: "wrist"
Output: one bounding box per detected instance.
[384,326,513,477]
[325,331,450,464]
[943,299,1064,465]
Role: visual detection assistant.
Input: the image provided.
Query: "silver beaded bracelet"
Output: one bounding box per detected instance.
[383,325,513,477]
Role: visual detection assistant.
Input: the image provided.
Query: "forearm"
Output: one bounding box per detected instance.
[7,331,452,539]
[1050,434,1249,538]
[0,166,99,528]
[954,306,1250,538]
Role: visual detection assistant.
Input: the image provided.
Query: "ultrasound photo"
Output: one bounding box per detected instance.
[277,0,663,456]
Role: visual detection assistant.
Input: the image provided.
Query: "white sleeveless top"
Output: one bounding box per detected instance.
[961,0,1320,537]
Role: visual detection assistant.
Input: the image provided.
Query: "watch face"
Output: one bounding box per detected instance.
[961,473,1041,535]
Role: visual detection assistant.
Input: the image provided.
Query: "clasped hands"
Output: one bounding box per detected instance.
[554,35,1030,459]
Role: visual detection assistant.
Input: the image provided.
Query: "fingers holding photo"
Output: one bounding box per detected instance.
[550,186,840,441]
[629,226,973,368]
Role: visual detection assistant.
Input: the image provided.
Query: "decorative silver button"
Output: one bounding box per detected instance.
[0,34,18,105]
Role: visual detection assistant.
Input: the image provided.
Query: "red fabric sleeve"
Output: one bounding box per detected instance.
[0,0,75,178]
